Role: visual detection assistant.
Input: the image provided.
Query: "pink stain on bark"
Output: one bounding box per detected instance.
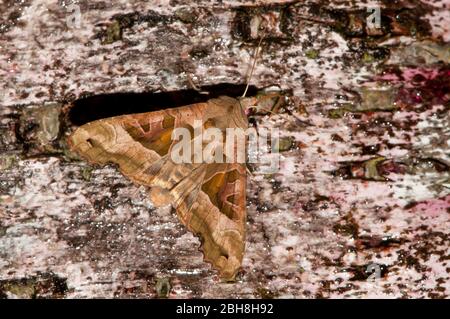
[409,195,450,218]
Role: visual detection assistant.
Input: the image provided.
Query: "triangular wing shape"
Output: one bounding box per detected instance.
[68,99,246,280]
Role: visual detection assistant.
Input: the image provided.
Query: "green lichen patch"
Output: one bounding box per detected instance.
[17,103,62,155]
[364,156,388,181]
[328,87,398,117]
[274,136,295,153]
[0,154,20,171]
[155,277,171,298]
[305,49,319,60]
[97,10,174,44]
[358,87,397,112]
[81,166,93,181]
[175,7,197,24]
[388,40,450,66]
[102,20,122,44]
[0,272,68,299]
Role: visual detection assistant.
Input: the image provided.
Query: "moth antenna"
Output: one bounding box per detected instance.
[246,165,254,177]
[242,31,265,98]
[259,107,276,115]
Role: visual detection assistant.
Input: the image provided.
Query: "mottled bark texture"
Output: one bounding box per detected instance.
[0,0,449,298]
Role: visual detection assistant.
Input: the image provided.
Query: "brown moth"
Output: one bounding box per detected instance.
[68,94,262,281]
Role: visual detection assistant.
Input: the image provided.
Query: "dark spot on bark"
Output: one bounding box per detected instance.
[404,201,418,210]
[346,263,389,281]
[302,194,330,212]
[93,196,113,211]
[356,235,405,250]
[189,46,211,59]
[360,144,380,155]
[331,133,344,142]
[333,213,359,239]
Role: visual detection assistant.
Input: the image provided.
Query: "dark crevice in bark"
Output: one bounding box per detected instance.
[69,84,258,125]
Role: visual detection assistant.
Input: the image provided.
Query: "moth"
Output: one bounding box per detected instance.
[68,41,269,281]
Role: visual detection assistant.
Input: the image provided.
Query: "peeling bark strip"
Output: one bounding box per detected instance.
[0,0,449,298]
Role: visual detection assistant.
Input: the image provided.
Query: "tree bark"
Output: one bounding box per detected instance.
[0,0,449,298]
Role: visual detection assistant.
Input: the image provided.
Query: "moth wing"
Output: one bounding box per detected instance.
[68,99,246,280]
[171,162,246,281]
[68,102,210,186]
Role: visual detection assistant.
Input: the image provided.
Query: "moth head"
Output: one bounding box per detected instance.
[238,96,258,115]
[240,90,285,116]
